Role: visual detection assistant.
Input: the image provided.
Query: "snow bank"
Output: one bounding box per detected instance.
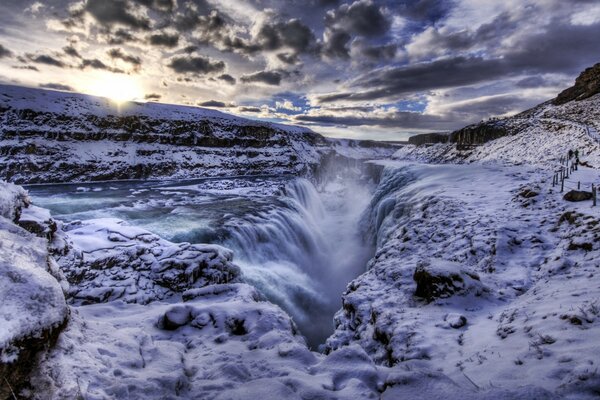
[0,182,68,398]
[57,218,240,304]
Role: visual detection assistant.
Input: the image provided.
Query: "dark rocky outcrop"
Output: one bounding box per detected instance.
[413,260,484,302]
[408,133,449,146]
[554,62,600,105]
[449,121,508,147]
[563,190,593,202]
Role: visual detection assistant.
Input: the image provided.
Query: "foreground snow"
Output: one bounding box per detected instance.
[326,159,600,397]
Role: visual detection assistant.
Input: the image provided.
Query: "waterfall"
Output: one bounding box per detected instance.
[223,177,373,349]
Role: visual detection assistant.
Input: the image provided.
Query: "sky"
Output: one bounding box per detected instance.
[0,0,599,140]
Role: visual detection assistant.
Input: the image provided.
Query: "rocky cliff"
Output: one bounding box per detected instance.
[0,85,395,184]
[554,62,600,105]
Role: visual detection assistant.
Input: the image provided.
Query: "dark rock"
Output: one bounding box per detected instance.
[449,122,508,147]
[554,63,600,105]
[568,242,593,252]
[161,306,191,330]
[520,189,539,198]
[563,190,593,202]
[413,260,484,302]
[408,133,449,146]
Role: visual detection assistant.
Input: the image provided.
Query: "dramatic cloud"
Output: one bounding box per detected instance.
[63,45,81,58]
[107,48,142,69]
[148,32,179,47]
[218,74,236,85]
[256,19,316,54]
[39,83,74,91]
[26,54,66,68]
[1,0,599,139]
[145,93,162,100]
[0,44,12,59]
[325,0,390,37]
[198,100,227,107]
[241,71,282,86]
[84,0,151,30]
[168,55,225,75]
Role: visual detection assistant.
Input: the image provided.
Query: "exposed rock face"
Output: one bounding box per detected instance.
[0,183,68,399]
[449,121,509,147]
[407,133,449,146]
[563,190,593,202]
[554,63,600,105]
[0,84,396,184]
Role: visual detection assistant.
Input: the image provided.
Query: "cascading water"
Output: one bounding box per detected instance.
[27,175,375,349]
[223,178,373,348]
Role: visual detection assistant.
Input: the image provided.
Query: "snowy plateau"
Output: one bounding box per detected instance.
[1,65,600,400]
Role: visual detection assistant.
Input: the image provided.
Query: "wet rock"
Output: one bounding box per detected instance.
[563,190,593,202]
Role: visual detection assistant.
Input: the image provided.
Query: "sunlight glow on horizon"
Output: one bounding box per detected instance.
[81,73,145,104]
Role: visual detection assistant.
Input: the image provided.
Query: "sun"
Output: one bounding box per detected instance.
[83,73,145,104]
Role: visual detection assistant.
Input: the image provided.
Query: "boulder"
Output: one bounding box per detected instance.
[413,259,485,302]
[563,190,593,202]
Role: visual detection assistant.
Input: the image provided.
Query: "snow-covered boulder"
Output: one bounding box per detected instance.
[413,259,487,302]
[57,218,241,305]
[0,182,68,398]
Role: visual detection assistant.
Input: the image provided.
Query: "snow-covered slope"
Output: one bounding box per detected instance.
[0,84,395,184]
[327,161,600,397]
[394,93,600,168]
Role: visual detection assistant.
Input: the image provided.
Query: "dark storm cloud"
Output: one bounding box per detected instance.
[256,19,316,53]
[39,83,74,91]
[84,0,151,30]
[133,0,175,12]
[322,30,351,59]
[319,20,600,102]
[325,0,390,37]
[515,76,547,89]
[26,54,66,68]
[149,32,179,47]
[241,71,282,86]
[295,110,448,129]
[395,0,454,23]
[168,55,225,74]
[80,58,124,73]
[238,106,261,113]
[63,45,81,58]
[218,74,236,85]
[145,93,162,100]
[0,44,13,58]
[198,100,227,107]
[352,40,397,60]
[107,48,142,68]
[108,29,138,45]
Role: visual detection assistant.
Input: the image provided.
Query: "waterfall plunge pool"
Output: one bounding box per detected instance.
[27,175,375,349]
